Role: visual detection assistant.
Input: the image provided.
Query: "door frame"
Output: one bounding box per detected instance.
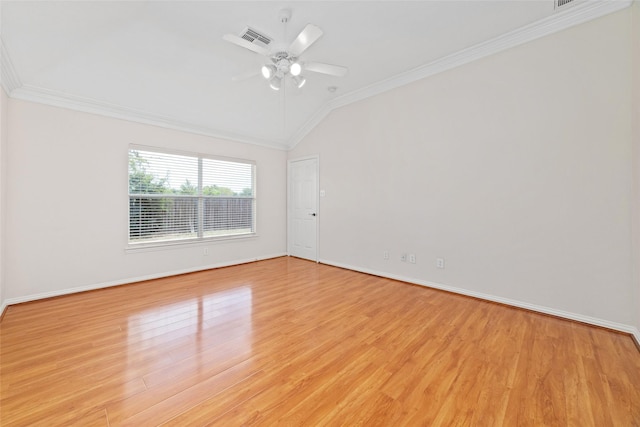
[287,155,320,262]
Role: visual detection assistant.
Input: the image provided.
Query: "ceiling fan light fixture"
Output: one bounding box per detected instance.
[261,64,276,79]
[269,76,282,90]
[225,15,347,91]
[290,62,302,76]
[293,75,306,89]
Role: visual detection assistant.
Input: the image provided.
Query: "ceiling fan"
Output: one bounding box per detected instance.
[223,9,348,90]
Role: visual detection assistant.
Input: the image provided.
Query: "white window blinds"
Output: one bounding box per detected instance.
[128,148,255,245]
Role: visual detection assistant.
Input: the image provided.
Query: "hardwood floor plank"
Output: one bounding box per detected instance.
[119,359,261,426]
[21,407,110,427]
[1,377,145,426]
[275,352,387,425]
[310,365,395,426]
[1,257,639,426]
[160,370,271,426]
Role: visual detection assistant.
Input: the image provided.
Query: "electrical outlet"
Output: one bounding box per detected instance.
[203,247,209,256]
[409,254,416,264]
[383,250,390,260]
[436,257,445,269]
[401,253,407,262]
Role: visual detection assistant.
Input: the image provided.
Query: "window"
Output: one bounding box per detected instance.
[128,147,255,245]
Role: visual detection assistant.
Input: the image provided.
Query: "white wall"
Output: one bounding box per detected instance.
[632,0,640,335]
[290,9,635,327]
[5,99,287,301]
[0,88,7,313]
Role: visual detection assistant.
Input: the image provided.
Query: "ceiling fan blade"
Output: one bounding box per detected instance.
[304,62,348,77]
[288,24,323,57]
[223,33,270,56]
[231,70,259,82]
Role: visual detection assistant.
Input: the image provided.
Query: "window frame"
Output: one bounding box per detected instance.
[127,145,257,250]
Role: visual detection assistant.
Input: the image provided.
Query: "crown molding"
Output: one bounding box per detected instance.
[327,0,634,112]
[10,84,289,150]
[287,103,333,149]
[1,39,22,95]
[1,1,632,151]
[287,0,633,149]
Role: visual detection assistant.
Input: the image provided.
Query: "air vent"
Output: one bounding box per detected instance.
[240,27,272,47]
[555,0,576,9]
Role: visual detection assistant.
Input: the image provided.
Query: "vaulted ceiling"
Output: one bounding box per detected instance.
[0,1,630,150]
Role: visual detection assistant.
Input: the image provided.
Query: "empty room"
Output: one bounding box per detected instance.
[1,0,639,425]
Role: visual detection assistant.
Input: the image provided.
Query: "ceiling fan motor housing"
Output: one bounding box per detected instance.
[273,52,296,76]
[225,18,347,88]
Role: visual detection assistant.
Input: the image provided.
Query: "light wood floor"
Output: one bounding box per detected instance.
[1,257,639,426]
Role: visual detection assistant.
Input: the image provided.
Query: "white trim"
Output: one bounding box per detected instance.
[125,233,258,253]
[319,258,640,342]
[2,254,638,347]
[631,328,640,348]
[328,0,631,113]
[288,0,634,149]
[9,84,289,151]
[288,105,333,150]
[0,39,21,95]
[2,253,286,307]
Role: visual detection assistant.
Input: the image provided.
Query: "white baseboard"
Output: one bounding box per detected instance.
[2,253,286,308]
[631,328,640,348]
[319,258,640,342]
[4,254,640,349]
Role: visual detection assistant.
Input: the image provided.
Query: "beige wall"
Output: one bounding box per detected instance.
[2,4,637,335]
[632,0,640,333]
[0,88,6,311]
[291,9,635,326]
[4,99,287,301]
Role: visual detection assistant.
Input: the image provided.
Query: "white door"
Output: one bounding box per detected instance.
[288,157,318,261]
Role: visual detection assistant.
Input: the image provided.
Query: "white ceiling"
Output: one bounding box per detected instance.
[0,1,630,149]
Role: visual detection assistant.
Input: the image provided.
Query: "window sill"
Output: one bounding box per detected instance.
[125,233,257,254]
